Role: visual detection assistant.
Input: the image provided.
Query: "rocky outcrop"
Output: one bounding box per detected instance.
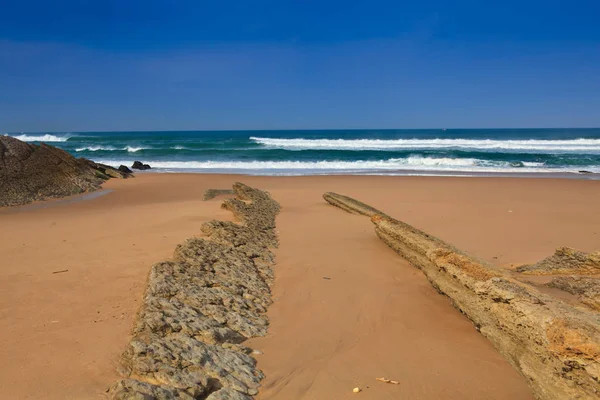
[323,192,387,217]
[119,165,133,174]
[517,247,600,275]
[0,135,130,207]
[547,277,600,312]
[324,192,600,400]
[109,183,280,400]
[83,160,132,179]
[132,161,152,170]
[203,189,235,201]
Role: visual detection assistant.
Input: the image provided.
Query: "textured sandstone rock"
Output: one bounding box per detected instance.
[517,247,600,275]
[547,277,600,312]
[325,192,600,400]
[109,183,279,400]
[323,192,387,217]
[203,189,235,201]
[0,135,130,207]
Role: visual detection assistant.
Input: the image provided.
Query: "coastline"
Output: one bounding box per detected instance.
[1,174,599,398]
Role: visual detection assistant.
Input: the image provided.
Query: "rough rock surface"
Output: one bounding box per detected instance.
[132,161,152,170]
[0,135,130,207]
[325,192,600,400]
[323,192,388,217]
[119,165,134,174]
[517,247,600,275]
[547,277,600,312]
[108,183,280,400]
[203,189,235,201]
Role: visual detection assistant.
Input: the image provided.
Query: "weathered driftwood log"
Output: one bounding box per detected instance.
[108,183,280,400]
[324,192,600,400]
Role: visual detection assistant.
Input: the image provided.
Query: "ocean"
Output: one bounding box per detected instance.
[6,129,600,176]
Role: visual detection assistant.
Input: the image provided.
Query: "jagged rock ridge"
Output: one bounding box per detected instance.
[109,183,280,400]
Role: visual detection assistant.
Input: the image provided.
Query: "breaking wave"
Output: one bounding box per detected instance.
[93,156,577,174]
[74,146,148,152]
[9,134,71,142]
[250,137,600,152]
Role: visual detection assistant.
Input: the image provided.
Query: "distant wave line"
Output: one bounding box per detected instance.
[250,137,600,152]
[91,156,585,174]
[9,134,71,142]
[75,146,148,153]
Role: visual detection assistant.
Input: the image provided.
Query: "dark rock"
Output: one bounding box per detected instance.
[0,135,113,207]
[118,165,133,174]
[83,160,133,179]
[132,161,151,170]
[579,170,593,174]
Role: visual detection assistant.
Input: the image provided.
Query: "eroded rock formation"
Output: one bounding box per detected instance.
[547,277,600,312]
[517,247,600,275]
[109,183,280,400]
[203,189,235,201]
[0,135,130,207]
[322,192,387,217]
[324,192,600,400]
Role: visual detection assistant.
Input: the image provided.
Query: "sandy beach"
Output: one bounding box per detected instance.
[1,174,599,399]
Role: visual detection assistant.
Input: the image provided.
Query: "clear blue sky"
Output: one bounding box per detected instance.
[1,1,599,132]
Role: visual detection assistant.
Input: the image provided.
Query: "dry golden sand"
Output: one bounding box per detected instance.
[1,174,599,399]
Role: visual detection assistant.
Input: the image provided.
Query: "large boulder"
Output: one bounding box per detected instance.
[132,161,151,170]
[0,135,131,207]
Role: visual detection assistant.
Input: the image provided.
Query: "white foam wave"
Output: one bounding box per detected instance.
[10,134,70,142]
[74,145,148,152]
[250,137,600,152]
[75,146,116,152]
[125,146,146,153]
[93,156,585,174]
[172,145,186,150]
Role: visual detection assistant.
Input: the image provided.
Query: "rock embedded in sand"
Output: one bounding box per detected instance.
[109,183,280,400]
[323,192,387,217]
[203,188,235,201]
[324,192,600,400]
[547,276,600,311]
[0,135,130,207]
[516,247,600,275]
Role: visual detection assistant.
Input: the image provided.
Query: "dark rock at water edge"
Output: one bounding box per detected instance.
[0,135,129,207]
[118,165,133,174]
[132,161,151,170]
[84,160,133,179]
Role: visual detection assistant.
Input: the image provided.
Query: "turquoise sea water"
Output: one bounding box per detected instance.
[6,129,600,176]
